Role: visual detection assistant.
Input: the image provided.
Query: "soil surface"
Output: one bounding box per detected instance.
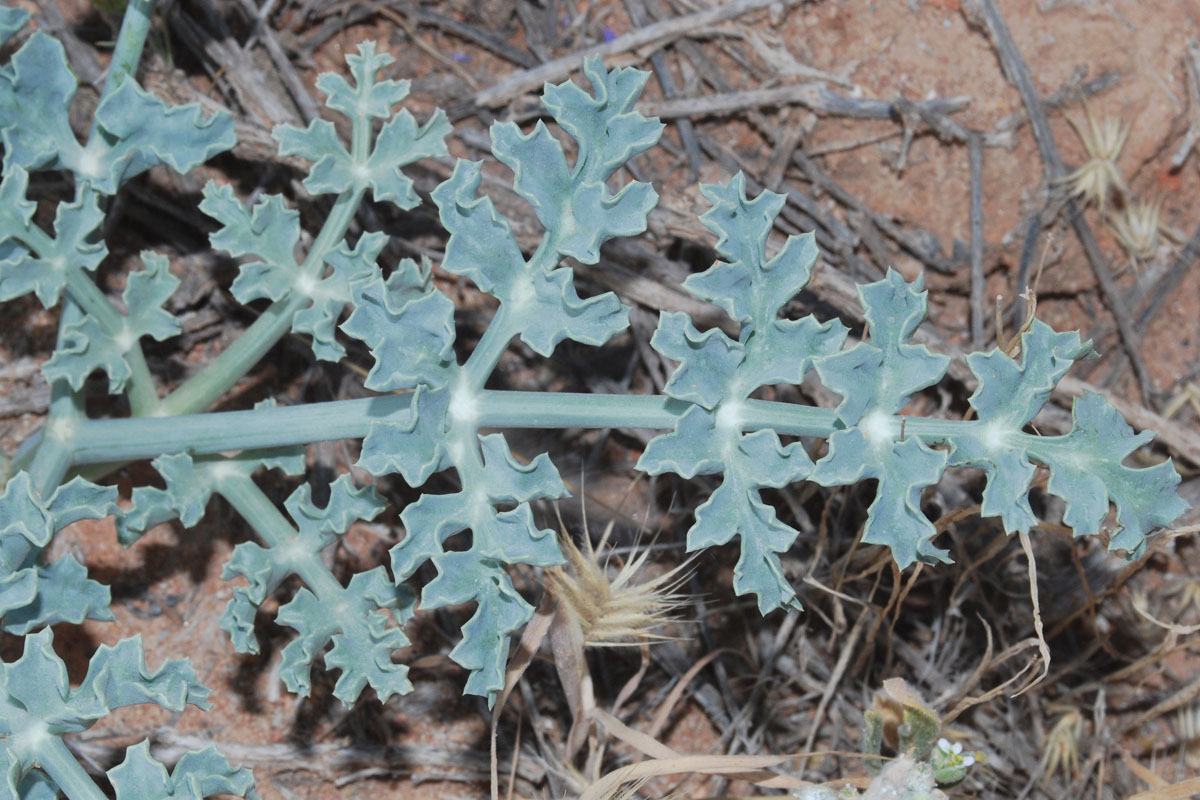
[2,0,1200,798]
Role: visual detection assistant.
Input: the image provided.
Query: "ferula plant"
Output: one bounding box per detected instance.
[0,0,1188,795]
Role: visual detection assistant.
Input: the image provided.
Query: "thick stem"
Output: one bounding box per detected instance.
[67,387,1019,466]
[216,473,345,597]
[93,0,156,122]
[34,737,109,800]
[157,185,368,417]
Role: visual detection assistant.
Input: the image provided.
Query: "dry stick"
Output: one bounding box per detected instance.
[962,0,1154,405]
[796,609,871,778]
[473,0,777,108]
[791,149,959,274]
[622,0,703,182]
[968,131,986,348]
[1134,221,1200,328]
[643,83,971,121]
[1169,38,1200,169]
[232,0,320,123]
[993,68,1122,140]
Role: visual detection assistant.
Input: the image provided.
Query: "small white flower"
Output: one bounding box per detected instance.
[937,738,961,755]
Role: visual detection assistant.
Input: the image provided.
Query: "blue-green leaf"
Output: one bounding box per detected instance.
[816,269,949,426]
[341,268,457,391]
[293,232,383,361]
[273,42,449,204]
[200,182,301,304]
[391,433,567,700]
[540,55,664,184]
[357,386,451,480]
[0,178,106,307]
[0,5,28,46]
[1040,393,1186,554]
[274,568,415,704]
[42,251,180,393]
[88,79,235,194]
[108,741,259,800]
[651,312,741,409]
[950,320,1092,532]
[0,32,81,174]
[0,32,232,192]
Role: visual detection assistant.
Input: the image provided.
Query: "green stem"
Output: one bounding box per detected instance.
[463,305,518,389]
[68,388,1027,467]
[215,472,373,614]
[33,737,109,800]
[157,185,368,417]
[92,0,156,131]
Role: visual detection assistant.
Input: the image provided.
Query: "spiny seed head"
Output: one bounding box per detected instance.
[1107,195,1163,264]
[1040,708,1083,782]
[544,529,689,648]
[1061,105,1129,209]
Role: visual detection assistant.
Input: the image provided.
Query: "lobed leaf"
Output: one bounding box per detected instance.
[1040,393,1187,555]
[641,177,845,611]
[0,5,28,47]
[200,182,301,305]
[391,434,568,700]
[0,174,105,308]
[341,262,457,390]
[0,473,118,634]
[950,320,1092,532]
[0,32,232,192]
[810,270,953,567]
[42,251,181,393]
[108,741,259,800]
[273,42,450,204]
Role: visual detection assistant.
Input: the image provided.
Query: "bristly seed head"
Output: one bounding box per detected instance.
[544,522,689,648]
[1106,195,1163,267]
[1060,103,1129,210]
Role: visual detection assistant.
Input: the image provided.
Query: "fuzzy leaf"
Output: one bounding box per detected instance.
[109,741,259,800]
[0,629,208,739]
[200,182,301,304]
[639,407,814,611]
[293,232,383,360]
[391,434,567,700]
[540,55,664,184]
[273,42,450,203]
[813,429,951,567]
[641,177,845,610]
[951,320,1092,532]
[275,568,415,704]
[0,555,114,634]
[816,269,949,426]
[118,447,303,544]
[0,6,28,46]
[651,312,741,409]
[0,32,81,173]
[88,79,235,193]
[341,268,457,391]
[1040,393,1186,554]
[0,33,232,191]
[434,159,632,352]
[357,386,451,480]
[42,251,180,392]
[220,475,413,704]
[0,176,106,307]
[811,270,951,567]
[0,474,118,634]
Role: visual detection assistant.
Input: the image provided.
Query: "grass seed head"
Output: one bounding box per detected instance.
[1040,708,1083,782]
[1107,195,1163,266]
[1061,104,1129,209]
[544,525,690,648]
